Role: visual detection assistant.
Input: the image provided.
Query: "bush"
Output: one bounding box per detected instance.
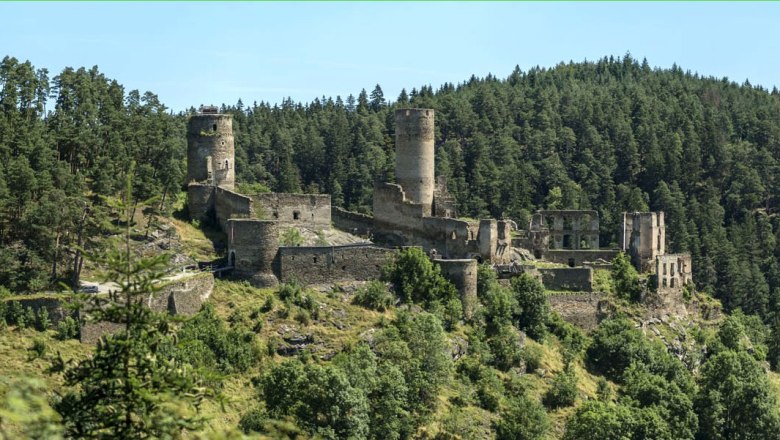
[543,367,578,408]
[494,394,550,440]
[522,344,544,373]
[36,308,51,331]
[280,228,304,246]
[29,338,47,359]
[55,316,79,340]
[352,281,395,312]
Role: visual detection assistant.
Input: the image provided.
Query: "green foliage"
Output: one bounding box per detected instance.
[50,171,212,439]
[695,350,780,440]
[510,273,549,339]
[612,252,642,301]
[543,367,578,408]
[352,280,395,312]
[169,303,261,375]
[35,308,50,331]
[280,227,304,246]
[564,400,673,440]
[494,394,549,440]
[29,338,48,359]
[0,378,64,439]
[487,324,524,371]
[382,247,460,311]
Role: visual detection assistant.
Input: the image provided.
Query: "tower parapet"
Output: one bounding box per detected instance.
[187,111,235,190]
[395,108,435,215]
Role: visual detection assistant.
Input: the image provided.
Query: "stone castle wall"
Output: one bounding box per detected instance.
[215,187,253,230]
[548,293,607,331]
[251,193,331,228]
[543,249,621,267]
[278,244,395,284]
[538,267,593,292]
[332,206,374,236]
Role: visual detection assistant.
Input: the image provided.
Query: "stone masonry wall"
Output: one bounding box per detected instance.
[279,244,395,284]
[544,249,621,267]
[548,293,607,331]
[215,187,253,231]
[251,193,331,228]
[538,267,593,292]
[332,206,374,236]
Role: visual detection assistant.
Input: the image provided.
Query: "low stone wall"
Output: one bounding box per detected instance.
[538,267,593,292]
[279,244,395,285]
[80,272,214,344]
[548,293,608,331]
[3,296,74,326]
[543,249,620,267]
[332,207,374,236]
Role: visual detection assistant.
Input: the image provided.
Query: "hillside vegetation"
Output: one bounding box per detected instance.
[1,54,780,439]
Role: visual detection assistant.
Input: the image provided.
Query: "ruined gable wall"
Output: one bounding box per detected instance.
[251,193,331,228]
[278,245,395,284]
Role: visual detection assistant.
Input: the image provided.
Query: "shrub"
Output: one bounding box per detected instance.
[281,228,304,246]
[55,316,80,340]
[352,281,395,312]
[29,338,48,359]
[36,308,51,331]
[543,367,578,408]
[522,344,543,373]
[494,394,550,440]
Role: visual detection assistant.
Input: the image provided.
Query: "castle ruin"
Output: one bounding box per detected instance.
[186,106,692,314]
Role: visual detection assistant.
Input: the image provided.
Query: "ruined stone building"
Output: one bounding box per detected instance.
[185,106,692,309]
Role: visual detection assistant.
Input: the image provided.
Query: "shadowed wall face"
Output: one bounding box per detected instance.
[395,108,435,215]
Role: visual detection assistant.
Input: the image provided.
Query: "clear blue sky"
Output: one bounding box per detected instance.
[2,2,779,112]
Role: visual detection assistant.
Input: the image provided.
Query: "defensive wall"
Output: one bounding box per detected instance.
[251,193,331,227]
[547,293,608,331]
[278,244,395,284]
[538,267,593,292]
[332,206,374,236]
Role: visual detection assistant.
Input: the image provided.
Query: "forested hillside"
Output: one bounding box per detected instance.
[2,54,780,324]
[3,53,780,439]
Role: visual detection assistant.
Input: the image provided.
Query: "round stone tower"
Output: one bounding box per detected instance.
[395,108,435,215]
[227,219,279,287]
[187,111,235,190]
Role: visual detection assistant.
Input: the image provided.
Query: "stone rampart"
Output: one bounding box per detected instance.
[332,206,374,236]
[548,293,607,331]
[279,244,395,285]
[251,193,331,228]
[538,267,593,292]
